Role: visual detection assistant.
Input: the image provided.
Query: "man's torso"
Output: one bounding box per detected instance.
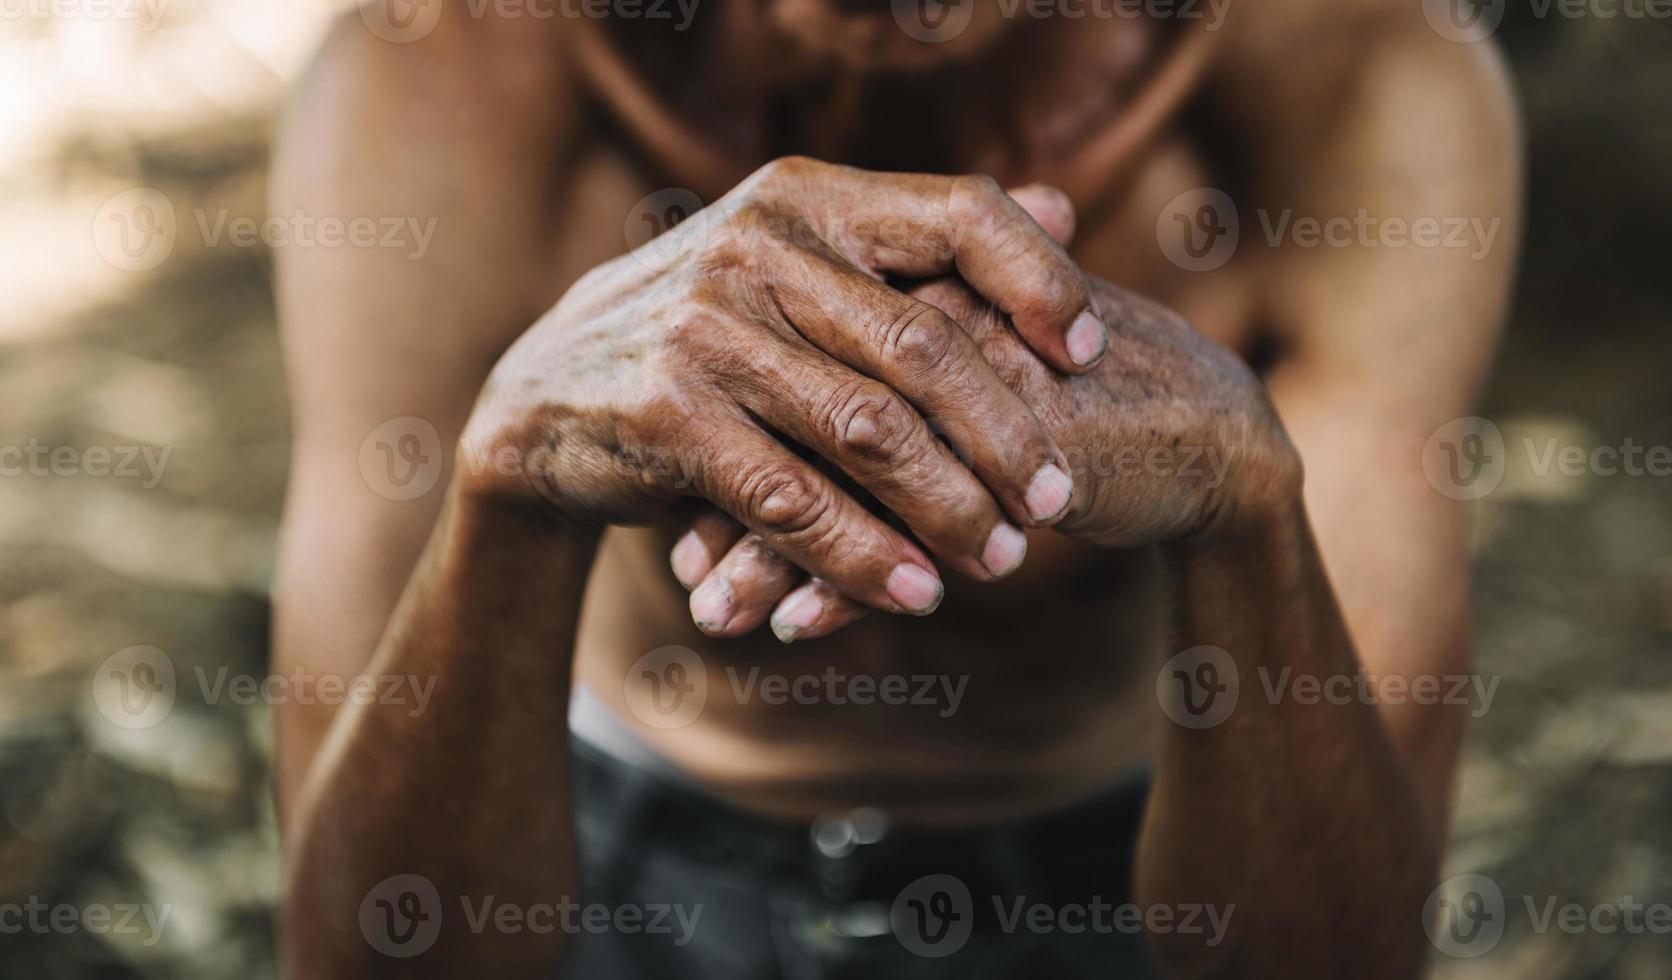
[538,17,1262,823]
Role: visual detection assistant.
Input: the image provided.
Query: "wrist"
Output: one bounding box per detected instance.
[444,462,602,573]
[453,411,607,534]
[1196,421,1306,545]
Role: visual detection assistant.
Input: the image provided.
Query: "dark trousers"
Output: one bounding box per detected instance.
[556,737,1160,979]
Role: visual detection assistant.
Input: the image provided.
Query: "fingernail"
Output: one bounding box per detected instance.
[670,531,711,589]
[1067,309,1108,367]
[770,586,824,643]
[886,563,943,615]
[981,523,1028,578]
[690,577,732,632]
[1025,462,1074,523]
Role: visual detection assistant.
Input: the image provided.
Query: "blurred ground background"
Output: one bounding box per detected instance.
[0,3,1667,978]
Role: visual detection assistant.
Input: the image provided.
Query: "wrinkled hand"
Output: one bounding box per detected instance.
[675,275,1301,641]
[461,158,1108,617]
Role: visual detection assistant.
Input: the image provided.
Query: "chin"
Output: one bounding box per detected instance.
[763,0,1013,74]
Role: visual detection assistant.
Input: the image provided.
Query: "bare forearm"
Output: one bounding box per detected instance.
[1137,498,1435,979]
[281,482,598,979]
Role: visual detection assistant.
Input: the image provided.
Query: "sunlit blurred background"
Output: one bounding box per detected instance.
[0,3,1667,978]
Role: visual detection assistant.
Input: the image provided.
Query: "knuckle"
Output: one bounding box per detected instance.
[909,279,987,324]
[883,303,959,373]
[950,173,1008,233]
[694,223,762,276]
[953,172,1004,208]
[824,381,919,462]
[980,335,1044,393]
[745,156,818,195]
[1024,268,1089,324]
[733,532,775,566]
[659,304,736,363]
[742,464,829,537]
[707,202,804,273]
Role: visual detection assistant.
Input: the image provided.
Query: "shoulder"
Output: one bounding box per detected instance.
[273,7,588,325]
[285,4,580,142]
[1213,0,1519,149]
[269,7,609,383]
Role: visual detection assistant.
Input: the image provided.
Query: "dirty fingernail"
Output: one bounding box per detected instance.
[981,523,1028,578]
[670,531,711,589]
[690,577,732,632]
[886,563,943,615]
[1025,462,1074,523]
[1067,309,1108,367]
[770,586,824,643]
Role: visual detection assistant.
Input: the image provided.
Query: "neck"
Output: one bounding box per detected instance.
[565,9,1220,211]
